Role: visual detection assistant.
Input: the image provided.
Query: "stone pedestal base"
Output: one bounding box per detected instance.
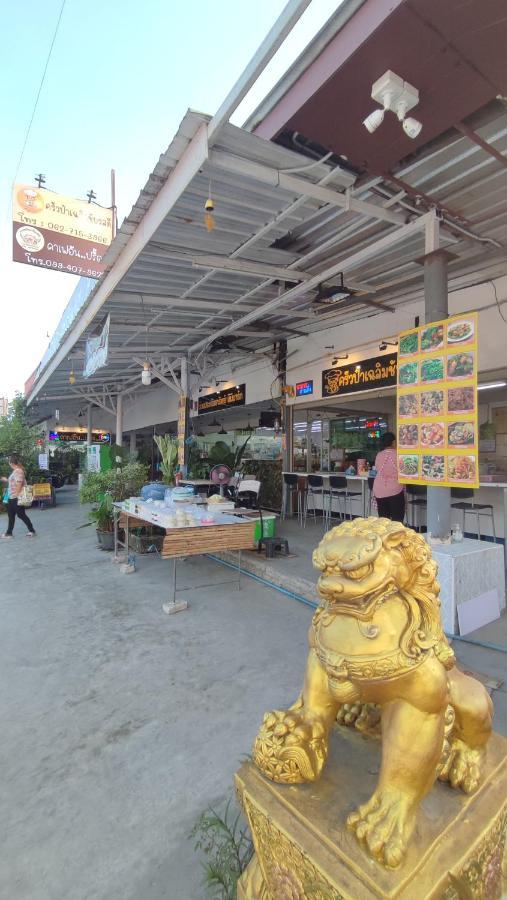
[236,726,507,899]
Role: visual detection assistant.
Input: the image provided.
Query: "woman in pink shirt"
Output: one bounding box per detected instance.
[373,432,405,522]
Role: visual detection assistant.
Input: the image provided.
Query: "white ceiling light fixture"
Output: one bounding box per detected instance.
[477,381,506,391]
[363,70,423,140]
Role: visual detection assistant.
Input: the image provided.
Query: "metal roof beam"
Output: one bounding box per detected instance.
[190,254,313,281]
[188,212,435,354]
[209,149,406,226]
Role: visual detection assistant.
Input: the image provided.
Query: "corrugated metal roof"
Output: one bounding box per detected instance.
[30,101,507,403]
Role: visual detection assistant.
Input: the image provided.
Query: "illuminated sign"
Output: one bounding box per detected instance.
[49,430,110,443]
[295,380,313,396]
[198,383,246,414]
[322,355,397,397]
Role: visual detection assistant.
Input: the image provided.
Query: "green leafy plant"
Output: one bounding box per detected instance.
[79,492,115,533]
[153,434,178,483]
[189,800,253,900]
[79,461,148,503]
[207,435,251,472]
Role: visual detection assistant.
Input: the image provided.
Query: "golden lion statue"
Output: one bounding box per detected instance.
[252,518,493,869]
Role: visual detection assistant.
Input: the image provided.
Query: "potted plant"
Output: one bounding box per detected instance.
[81,492,115,550]
[153,434,178,484]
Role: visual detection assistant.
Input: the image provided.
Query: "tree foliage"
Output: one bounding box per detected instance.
[0,394,39,478]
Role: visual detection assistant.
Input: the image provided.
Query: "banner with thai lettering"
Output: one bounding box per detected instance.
[397,312,479,488]
[322,355,397,398]
[83,315,110,378]
[13,185,112,278]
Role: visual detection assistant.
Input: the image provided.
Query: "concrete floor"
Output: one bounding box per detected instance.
[1,488,506,899]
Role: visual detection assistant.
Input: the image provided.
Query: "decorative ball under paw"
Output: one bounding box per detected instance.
[252,709,327,783]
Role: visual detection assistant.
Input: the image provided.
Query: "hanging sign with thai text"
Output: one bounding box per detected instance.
[198,383,246,413]
[13,184,112,278]
[322,355,397,398]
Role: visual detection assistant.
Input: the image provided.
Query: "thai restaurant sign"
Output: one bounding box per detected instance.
[197,383,246,413]
[13,185,112,278]
[322,355,397,398]
[397,313,479,488]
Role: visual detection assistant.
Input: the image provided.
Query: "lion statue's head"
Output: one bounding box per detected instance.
[313,518,454,665]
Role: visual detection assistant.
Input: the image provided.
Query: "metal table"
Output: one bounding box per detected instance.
[113,502,254,613]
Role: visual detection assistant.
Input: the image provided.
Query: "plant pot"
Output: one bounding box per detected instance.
[96,529,115,551]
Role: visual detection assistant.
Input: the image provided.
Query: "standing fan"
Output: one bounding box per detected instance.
[210,464,232,497]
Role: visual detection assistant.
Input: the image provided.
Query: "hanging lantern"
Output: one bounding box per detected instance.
[69,365,76,385]
[141,361,152,386]
[204,196,215,232]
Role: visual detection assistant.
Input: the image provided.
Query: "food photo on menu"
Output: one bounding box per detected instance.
[447,386,475,413]
[422,455,445,481]
[398,423,419,447]
[398,454,419,477]
[447,319,475,345]
[448,421,475,448]
[420,357,444,383]
[420,422,444,447]
[420,324,444,352]
[398,393,419,418]
[398,361,418,385]
[447,352,474,379]
[398,331,419,356]
[420,389,445,416]
[448,455,477,482]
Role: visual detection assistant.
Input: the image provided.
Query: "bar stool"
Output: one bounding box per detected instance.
[281,473,304,524]
[406,485,427,531]
[303,475,329,527]
[451,488,496,542]
[328,475,362,522]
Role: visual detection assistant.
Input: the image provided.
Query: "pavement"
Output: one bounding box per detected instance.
[1,488,506,900]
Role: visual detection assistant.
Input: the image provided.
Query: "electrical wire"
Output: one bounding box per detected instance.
[490,279,507,324]
[11,0,66,186]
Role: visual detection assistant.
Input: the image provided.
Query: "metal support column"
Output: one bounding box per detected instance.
[129,430,137,457]
[86,405,93,446]
[423,240,454,539]
[115,394,123,447]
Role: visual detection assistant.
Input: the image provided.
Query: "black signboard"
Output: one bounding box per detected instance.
[198,383,246,414]
[322,355,397,398]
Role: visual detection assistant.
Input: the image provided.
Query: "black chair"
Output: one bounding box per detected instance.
[328,475,362,522]
[281,473,304,524]
[406,485,427,531]
[451,488,496,541]
[303,475,329,526]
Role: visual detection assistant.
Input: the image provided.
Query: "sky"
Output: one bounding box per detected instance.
[0,0,341,400]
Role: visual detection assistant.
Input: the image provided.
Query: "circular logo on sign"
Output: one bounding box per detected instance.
[15,226,45,252]
[16,187,45,213]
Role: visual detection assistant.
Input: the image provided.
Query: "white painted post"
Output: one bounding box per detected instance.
[115,394,123,447]
[86,405,93,446]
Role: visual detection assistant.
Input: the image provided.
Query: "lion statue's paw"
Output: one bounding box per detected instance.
[347,789,417,869]
[337,702,381,736]
[252,708,328,784]
[437,737,482,794]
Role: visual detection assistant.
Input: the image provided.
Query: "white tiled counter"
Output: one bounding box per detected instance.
[430,538,505,636]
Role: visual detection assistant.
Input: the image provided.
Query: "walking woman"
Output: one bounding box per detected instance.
[373,432,405,522]
[1,454,36,539]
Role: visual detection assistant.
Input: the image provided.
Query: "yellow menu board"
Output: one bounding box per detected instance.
[397,312,478,488]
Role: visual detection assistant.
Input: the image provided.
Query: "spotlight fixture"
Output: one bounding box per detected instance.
[315,274,353,306]
[363,108,384,134]
[141,361,152,385]
[218,423,228,435]
[379,340,398,351]
[363,70,422,140]
[402,117,423,139]
[332,354,349,365]
[355,364,361,371]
